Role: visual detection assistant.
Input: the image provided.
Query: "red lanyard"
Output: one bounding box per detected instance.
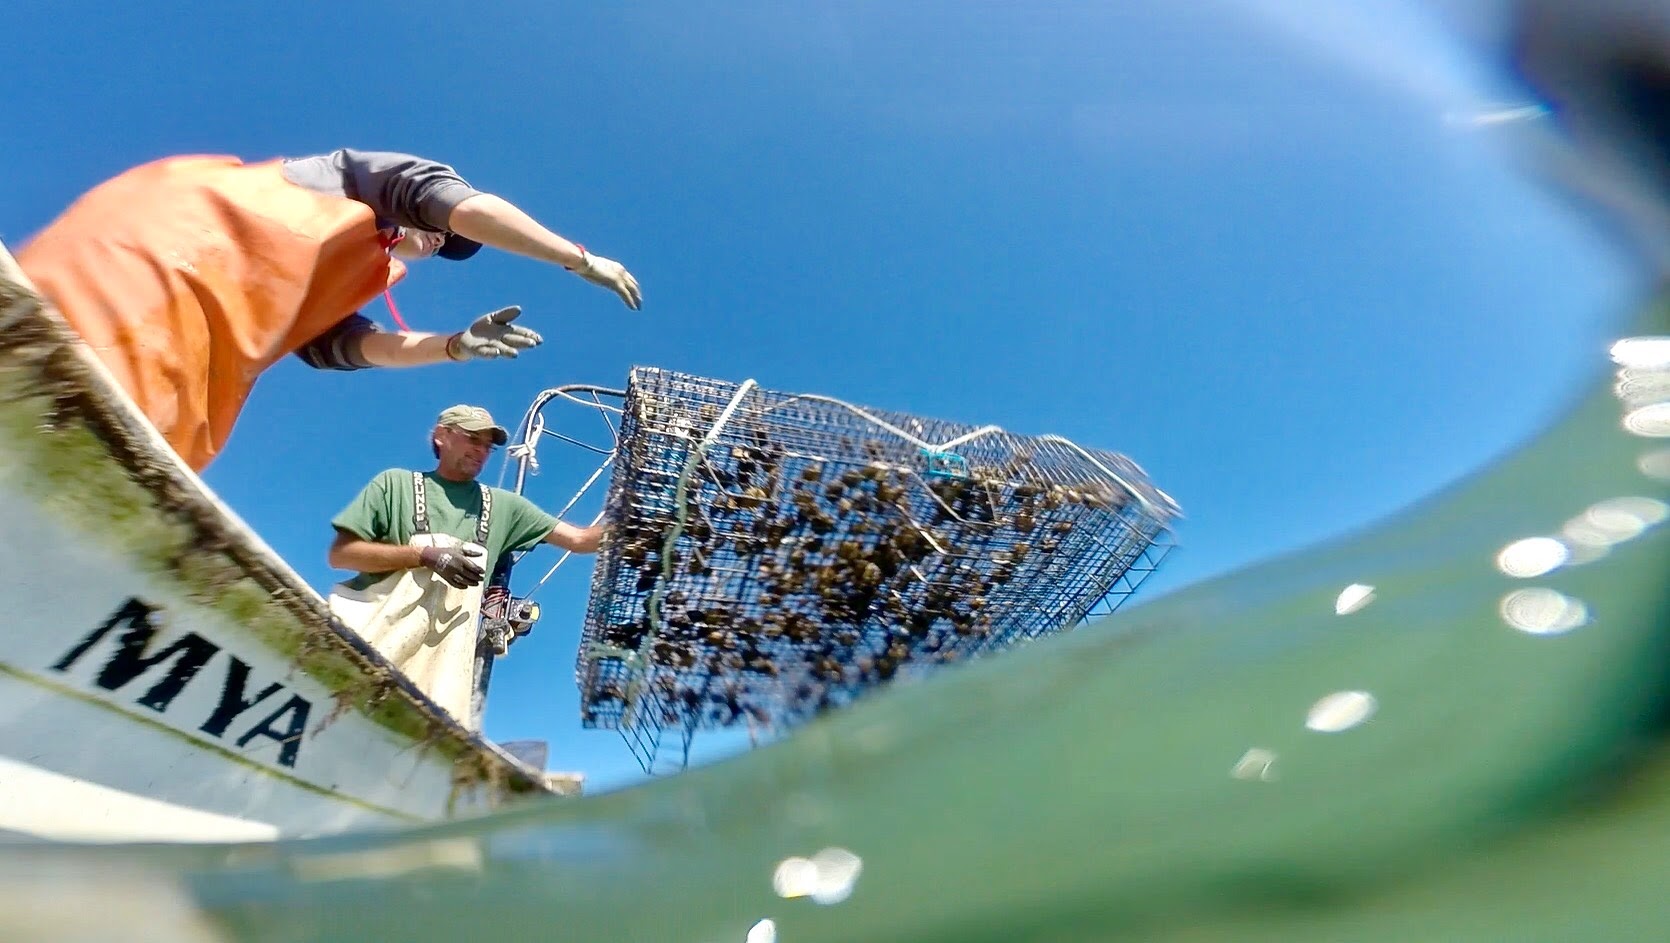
[381,289,410,331]
[377,229,412,331]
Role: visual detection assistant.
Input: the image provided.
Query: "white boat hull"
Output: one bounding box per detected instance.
[0,244,563,843]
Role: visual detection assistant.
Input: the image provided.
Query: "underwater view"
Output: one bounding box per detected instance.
[5,1,1670,941]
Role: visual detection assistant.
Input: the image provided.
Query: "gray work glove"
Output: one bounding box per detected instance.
[418,544,486,589]
[448,306,543,360]
[571,250,642,310]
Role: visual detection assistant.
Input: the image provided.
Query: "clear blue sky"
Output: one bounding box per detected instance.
[4,1,1636,791]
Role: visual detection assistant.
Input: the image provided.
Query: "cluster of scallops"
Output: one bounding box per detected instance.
[578,418,1134,732]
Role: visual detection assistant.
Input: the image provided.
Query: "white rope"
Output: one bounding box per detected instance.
[763,393,1003,453]
[520,456,616,598]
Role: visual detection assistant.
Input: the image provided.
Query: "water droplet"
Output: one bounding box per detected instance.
[1591,495,1668,529]
[1231,748,1278,781]
[1614,368,1670,407]
[772,857,818,899]
[1610,336,1670,369]
[1499,588,1589,636]
[1562,516,1619,549]
[1638,448,1670,481]
[772,848,863,905]
[1623,402,1670,437]
[1495,537,1569,578]
[1560,496,1667,551]
[1334,583,1376,615]
[808,847,863,905]
[1306,691,1377,733]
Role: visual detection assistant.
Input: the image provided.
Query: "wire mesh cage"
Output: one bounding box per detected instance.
[514,367,1180,774]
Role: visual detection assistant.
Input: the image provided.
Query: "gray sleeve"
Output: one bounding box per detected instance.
[294,314,382,371]
[281,149,484,231]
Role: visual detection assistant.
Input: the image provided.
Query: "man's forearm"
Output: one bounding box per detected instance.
[545,521,605,554]
[354,331,458,368]
[448,193,587,270]
[329,536,424,573]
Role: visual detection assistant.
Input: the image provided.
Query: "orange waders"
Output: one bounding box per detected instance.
[17,156,407,470]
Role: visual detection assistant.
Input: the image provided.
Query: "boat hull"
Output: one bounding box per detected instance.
[0,243,558,843]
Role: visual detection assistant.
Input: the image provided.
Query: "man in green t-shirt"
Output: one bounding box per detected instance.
[328,403,603,597]
[327,404,602,725]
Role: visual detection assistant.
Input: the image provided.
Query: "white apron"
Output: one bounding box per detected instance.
[328,473,493,728]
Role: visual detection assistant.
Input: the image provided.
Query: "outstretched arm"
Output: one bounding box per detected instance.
[289,150,641,308]
[449,194,642,310]
[355,331,456,367]
[299,308,544,370]
[448,194,587,269]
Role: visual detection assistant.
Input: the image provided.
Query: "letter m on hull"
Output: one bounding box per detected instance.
[52,597,218,713]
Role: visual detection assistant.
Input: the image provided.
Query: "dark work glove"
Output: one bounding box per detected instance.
[418,545,486,589]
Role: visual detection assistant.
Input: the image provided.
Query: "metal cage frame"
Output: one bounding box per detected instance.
[501,367,1181,774]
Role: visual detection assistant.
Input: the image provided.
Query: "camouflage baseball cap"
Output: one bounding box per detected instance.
[436,404,508,445]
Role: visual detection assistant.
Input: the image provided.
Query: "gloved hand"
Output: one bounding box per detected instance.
[571,250,642,310]
[418,544,486,589]
[447,306,543,360]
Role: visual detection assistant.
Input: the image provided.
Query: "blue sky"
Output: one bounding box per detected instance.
[4,1,1637,791]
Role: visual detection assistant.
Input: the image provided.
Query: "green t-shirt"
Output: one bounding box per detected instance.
[331,469,558,591]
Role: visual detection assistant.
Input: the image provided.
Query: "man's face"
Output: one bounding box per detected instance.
[389,228,448,261]
[434,425,497,480]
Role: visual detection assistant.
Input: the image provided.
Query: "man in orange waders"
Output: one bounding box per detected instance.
[15,149,643,470]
